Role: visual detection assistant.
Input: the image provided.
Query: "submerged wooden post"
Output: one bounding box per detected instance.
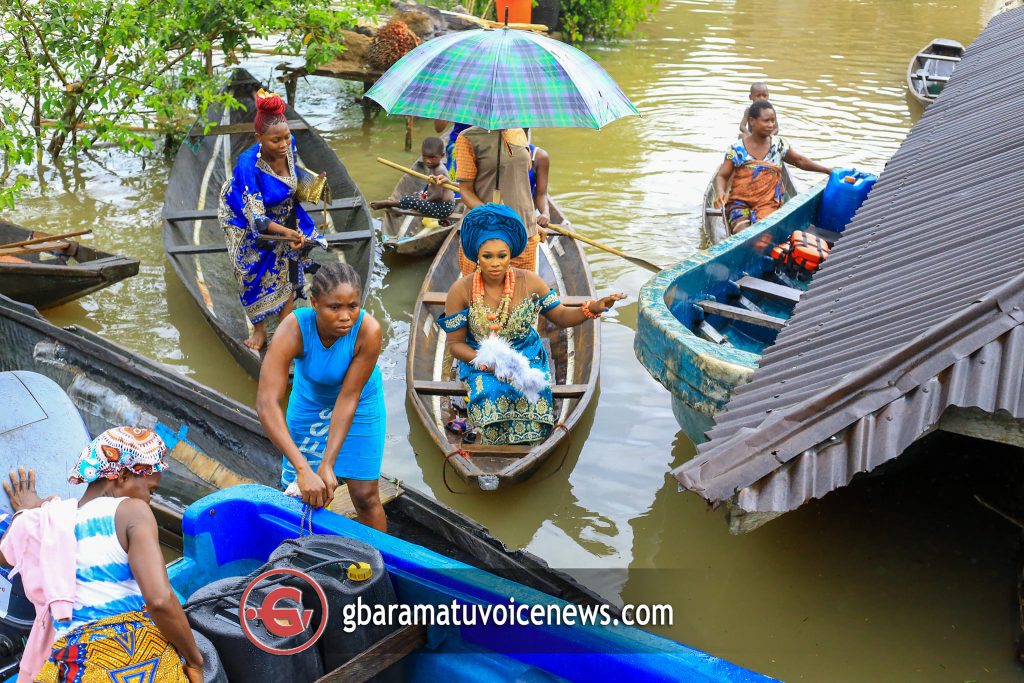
[285,73,298,107]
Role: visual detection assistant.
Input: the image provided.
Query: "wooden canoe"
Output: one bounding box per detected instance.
[906,38,964,107]
[0,219,138,308]
[699,163,798,249]
[0,293,606,608]
[407,201,599,490]
[163,69,376,378]
[378,158,462,257]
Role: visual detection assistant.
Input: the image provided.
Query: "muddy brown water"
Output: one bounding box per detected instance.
[12,1,1022,679]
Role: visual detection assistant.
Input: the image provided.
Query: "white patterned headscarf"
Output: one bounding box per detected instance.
[69,427,168,485]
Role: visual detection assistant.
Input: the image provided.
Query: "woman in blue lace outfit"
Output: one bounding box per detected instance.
[218,90,327,351]
[437,204,624,445]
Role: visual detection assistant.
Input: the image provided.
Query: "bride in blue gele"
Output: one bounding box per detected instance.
[218,89,327,351]
[438,204,625,445]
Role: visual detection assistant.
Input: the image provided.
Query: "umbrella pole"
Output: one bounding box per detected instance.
[493,129,502,203]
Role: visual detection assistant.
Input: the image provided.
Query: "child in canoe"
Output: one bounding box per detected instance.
[370,136,456,219]
[738,82,780,135]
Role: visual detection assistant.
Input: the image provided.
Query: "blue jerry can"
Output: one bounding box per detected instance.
[816,168,878,233]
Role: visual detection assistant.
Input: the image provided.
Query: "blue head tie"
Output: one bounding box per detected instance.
[460,203,528,262]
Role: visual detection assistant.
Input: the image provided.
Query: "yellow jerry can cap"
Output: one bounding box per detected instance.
[347,562,373,582]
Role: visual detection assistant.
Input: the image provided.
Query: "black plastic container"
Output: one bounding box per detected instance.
[191,629,228,683]
[533,0,561,32]
[269,535,399,671]
[185,575,324,682]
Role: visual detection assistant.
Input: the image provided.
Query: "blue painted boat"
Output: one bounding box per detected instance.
[635,182,828,444]
[164,484,774,682]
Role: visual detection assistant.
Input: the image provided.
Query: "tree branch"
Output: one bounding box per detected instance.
[13,0,69,87]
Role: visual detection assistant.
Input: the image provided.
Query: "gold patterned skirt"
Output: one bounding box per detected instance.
[36,611,188,683]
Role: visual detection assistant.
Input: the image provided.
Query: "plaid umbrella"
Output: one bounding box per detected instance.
[364,28,639,130]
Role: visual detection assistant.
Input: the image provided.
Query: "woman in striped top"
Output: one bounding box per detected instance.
[1,427,203,683]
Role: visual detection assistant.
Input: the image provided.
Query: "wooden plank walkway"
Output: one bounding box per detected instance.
[329,477,403,517]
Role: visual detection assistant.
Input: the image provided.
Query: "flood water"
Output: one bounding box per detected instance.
[12,0,1021,680]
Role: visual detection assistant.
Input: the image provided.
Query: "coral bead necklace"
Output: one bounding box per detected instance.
[472,268,515,333]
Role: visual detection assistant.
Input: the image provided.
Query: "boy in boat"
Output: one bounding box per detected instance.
[738,82,780,135]
[370,137,456,219]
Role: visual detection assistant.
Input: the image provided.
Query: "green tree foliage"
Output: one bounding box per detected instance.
[559,0,658,42]
[0,0,386,208]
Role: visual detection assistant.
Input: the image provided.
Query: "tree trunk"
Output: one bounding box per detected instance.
[47,96,80,160]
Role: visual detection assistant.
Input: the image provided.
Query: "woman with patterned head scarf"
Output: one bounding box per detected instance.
[437,205,625,445]
[1,427,204,683]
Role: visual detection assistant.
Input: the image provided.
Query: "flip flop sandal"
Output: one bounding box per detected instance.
[445,418,469,434]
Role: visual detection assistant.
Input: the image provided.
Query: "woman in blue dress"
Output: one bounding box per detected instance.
[438,204,624,445]
[218,89,327,351]
[256,263,387,531]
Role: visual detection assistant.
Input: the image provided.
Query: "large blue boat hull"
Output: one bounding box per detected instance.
[166,485,775,683]
[635,184,825,445]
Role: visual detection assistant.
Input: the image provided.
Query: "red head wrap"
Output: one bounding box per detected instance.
[254,89,288,135]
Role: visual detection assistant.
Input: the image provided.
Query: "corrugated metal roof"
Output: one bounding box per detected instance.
[674,8,1024,532]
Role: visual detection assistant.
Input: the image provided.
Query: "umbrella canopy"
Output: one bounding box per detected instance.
[364,27,639,130]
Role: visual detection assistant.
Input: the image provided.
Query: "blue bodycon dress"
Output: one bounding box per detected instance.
[281,307,385,486]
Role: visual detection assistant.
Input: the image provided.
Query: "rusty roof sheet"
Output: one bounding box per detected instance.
[674,8,1024,532]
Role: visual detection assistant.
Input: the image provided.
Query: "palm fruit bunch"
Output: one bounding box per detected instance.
[366,19,421,72]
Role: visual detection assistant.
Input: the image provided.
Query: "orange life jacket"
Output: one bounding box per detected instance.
[772,230,830,273]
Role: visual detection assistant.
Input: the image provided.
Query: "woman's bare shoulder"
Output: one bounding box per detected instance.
[359,311,382,336]
[516,269,549,292]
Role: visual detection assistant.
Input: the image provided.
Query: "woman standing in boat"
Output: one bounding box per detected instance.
[218,89,327,351]
[256,263,387,531]
[438,204,624,445]
[714,100,832,234]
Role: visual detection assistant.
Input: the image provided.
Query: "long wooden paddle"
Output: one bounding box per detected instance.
[376,157,664,273]
[0,229,92,251]
[0,243,76,258]
[544,224,662,273]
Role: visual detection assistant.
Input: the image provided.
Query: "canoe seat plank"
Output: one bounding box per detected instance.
[413,380,586,399]
[421,291,589,307]
[698,300,786,330]
[166,197,362,223]
[315,623,425,683]
[911,72,950,82]
[736,276,802,305]
[188,120,309,137]
[697,321,729,345]
[321,230,376,245]
[462,443,531,457]
[920,53,961,63]
[328,477,403,518]
[167,229,373,255]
